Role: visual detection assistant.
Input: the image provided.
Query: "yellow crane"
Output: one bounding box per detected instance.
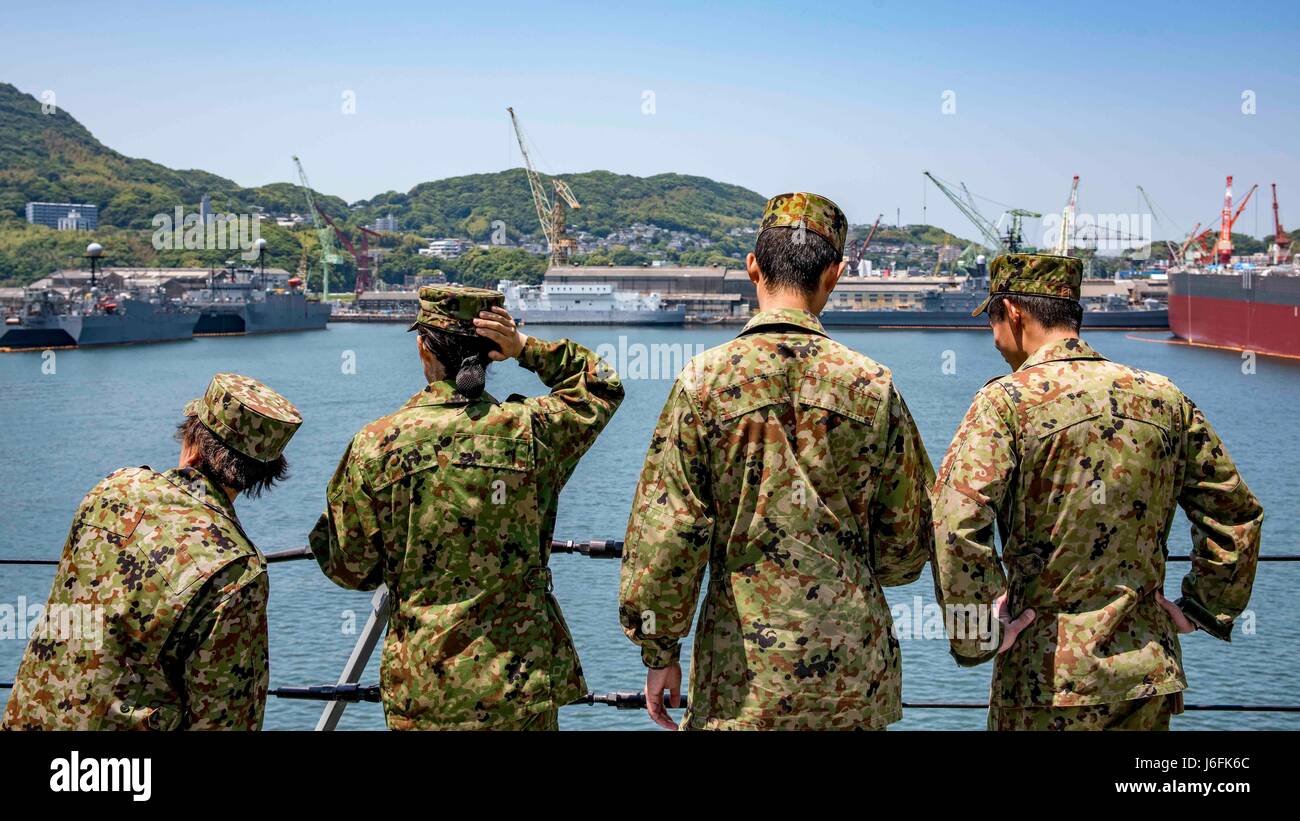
[508,107,581,267]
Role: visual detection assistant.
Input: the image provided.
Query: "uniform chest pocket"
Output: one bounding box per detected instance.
[709,371,791,422]
[796,373,883,426]
[1023,393,1104,439]
[388,433,537,600]
[75,494,144,548]
[1108,389,1175,456]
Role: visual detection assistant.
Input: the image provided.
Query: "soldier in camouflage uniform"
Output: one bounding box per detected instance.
[309,285,624,730]
[620,193,934,730]
[3,373,302,730]
[930,253,1264,730]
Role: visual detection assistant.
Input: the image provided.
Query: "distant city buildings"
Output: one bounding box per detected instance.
[26,202,98,231]
[371,214,398,232]
[419,238,475,259]
[199,194,212,226]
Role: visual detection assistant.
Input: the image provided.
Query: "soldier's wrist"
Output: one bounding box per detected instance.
[516,334,546,370]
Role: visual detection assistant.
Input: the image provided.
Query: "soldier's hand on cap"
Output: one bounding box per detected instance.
[474,306,526,361]
[993,593,1036,654]
[1155,591,1196,634]
[645,662,682,731]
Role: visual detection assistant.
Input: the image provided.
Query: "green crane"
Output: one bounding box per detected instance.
[923,171,1041,254]
[293,155,341,301]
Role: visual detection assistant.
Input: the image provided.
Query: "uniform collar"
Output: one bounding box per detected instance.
[401,379,499,410]
[1017,337,1106,371]
[741,307,827,336]
[163,466,241,525]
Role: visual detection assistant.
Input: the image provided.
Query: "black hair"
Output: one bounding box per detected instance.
[417,326,495,399]
[174,417,289,498]
[989,294,1083,333]
[754,226,842,294]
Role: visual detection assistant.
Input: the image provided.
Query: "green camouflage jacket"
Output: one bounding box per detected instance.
[620,308,934,730]
[931,337,1264,707]
[2,467,269,730]
[309,336,624,729]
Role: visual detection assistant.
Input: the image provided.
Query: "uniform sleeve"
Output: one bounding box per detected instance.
[619,379,714,669]
[166,558,269,730]
[869,385,935,586]
[929,387,1017,666]
[309,437,386,590]
[518,335,625,477]
[1175,396,1264,641]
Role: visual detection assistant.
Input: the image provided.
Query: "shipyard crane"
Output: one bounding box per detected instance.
[508,107,581,267]
[1055,175,1080,255]
[923,172,1004,252]
[1137,185,1182,264]
[1271,184,1292,263]
[923,172,1040,254]
[293,155,341,301]
[1201,178,1259,265]
[1176,222,1203,263]
[314,206,377,297]
[1000,209,1043,253]
[849,214,883,266]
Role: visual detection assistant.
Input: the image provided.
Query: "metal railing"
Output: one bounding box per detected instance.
[3,538,1298,721]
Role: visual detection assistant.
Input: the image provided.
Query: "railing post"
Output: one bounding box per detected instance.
[316,585,390,731]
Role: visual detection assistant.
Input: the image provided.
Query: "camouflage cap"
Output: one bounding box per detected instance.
[971,253,1084,317]
[758,192,848,256]
[183,373,302,462]
[408,284,505,335]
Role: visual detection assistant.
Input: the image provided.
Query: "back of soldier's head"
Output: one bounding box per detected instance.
[754,192,849,294]
[179,373,301,498]
[755,227,842,294]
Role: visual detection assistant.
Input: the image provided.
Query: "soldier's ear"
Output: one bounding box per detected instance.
[745,252,762,286]
[825,260,846,292]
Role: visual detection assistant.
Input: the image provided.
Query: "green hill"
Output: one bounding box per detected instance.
[0,80,989,289]
[353,169,767,243]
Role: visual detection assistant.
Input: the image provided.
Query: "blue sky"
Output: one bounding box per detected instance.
[3,0,1297,243]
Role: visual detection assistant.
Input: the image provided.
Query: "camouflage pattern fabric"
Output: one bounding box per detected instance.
[408,284,505,335]
[620,308,934,730]
[759,192,848,255]
[309,335,624,730]
[183,372,302,462]
[931,337,1263,711]
[970,253,1084,317]
[3,467,269,730]
[989,693,1183,731]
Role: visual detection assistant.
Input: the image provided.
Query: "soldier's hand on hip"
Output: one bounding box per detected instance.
[645,663,682,731]
[1155,591,1196,634]
[474,306,527,361]
[993,593,1036,654]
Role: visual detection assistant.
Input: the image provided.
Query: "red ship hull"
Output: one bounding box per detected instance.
[1168,270,1300,359]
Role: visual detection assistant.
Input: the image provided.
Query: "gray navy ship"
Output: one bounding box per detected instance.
[183,263,331,335]
[0,286,197,352]
[820,270,1168,330]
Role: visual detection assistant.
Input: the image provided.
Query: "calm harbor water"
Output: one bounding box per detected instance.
[2,323,1297,731]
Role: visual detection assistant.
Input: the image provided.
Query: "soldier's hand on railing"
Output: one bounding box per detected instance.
[993,593,1036,654]
[474,306,526,361]
[645,662,683,731]
[1156,591,1197,634]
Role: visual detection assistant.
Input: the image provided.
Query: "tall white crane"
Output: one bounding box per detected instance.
[1055,175,1079,255]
